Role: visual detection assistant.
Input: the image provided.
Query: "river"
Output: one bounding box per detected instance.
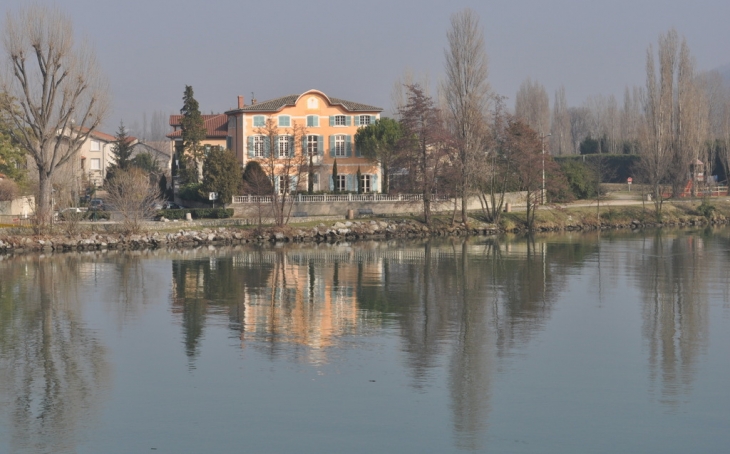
[1,229,729,453]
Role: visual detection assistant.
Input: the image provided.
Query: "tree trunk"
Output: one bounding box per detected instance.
[37,169,53,228]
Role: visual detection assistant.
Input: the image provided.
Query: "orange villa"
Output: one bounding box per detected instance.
[225,89,383,193]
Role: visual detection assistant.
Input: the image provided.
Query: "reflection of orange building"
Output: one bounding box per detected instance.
[239,253,380,361]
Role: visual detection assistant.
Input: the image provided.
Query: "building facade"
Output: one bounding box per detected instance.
[225,89,382,193]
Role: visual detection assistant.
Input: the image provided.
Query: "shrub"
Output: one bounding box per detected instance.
[696,202,716,219]
[178,183,207,203]
[0,179,19,201]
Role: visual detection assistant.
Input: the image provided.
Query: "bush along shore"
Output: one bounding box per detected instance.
[2,201,730,255]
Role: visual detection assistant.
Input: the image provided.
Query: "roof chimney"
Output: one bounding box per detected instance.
[238,96,245,109]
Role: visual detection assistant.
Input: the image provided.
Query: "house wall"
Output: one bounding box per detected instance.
[0,195,35,216]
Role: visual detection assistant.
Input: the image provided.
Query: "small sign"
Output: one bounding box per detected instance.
[627,177,633,184]
[209,192,218,201]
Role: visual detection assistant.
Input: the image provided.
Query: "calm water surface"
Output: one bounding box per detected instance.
[1,229,729,453]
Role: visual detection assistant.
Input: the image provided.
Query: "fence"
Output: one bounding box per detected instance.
[232,193,452,204]
[0,215,33,227]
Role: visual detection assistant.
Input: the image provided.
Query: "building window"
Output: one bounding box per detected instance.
[307,135,318,156]
[307,115,319,127]
[312,174,319,185]
[335,135,346,157]
[278,135,291,158]
[90,140,100,151]
[359,115,371,127]
[278,175,293,195]
[253,116,265,127]
[253,135,264,157]
[278,116,291,127]
[336,174,346,192]
[360,174,371,193]
[90,158,101,170]
[334,115,346,126]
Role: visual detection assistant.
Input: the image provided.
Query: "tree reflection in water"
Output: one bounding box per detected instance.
[0,255,110,453]
[633,231,710,408]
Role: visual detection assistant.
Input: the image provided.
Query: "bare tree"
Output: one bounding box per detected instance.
[569,106,591,154]
[621,86,644,155]
[399,84,452,225]
[515,78,550,136]
[252,117,308,226]
[0,5,110,227]
[551,86,572,155]
[105,168,163,234]
[443,8,491,224]
[473,95,512,223]
[639,29,679,216]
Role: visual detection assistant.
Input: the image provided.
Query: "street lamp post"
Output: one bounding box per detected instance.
[541,133,551,205]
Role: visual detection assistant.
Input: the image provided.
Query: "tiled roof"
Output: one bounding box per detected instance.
[229,91,382,113]
[167,114,228,139]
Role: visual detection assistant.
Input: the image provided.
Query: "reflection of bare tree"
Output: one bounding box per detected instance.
[0,255,109,453]
[449,240,492,451]
[634,232,709,407]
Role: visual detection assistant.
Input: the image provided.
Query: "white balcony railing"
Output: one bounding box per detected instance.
[232,193,452,204]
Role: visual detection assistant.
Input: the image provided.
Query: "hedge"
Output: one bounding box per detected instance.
[157,208,233,220]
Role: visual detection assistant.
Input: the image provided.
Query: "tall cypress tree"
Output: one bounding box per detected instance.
[180,85,206,183]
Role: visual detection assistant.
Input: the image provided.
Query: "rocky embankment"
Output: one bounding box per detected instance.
[0,219,501,254]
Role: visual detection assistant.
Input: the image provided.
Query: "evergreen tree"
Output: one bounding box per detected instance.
[332,159,339,193]
[354,117,402,193]
[106,121,134,182]
[356,166,362,194]
[201,147,241,204]
[242,160,273,195]
[180,85,206,183]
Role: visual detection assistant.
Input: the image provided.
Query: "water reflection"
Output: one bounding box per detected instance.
[0,254,110,453]
[169,237,579,448]
[0,229,724,452]
[632,231,710,407]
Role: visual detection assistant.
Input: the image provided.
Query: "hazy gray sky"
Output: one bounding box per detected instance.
[3,0,729,133]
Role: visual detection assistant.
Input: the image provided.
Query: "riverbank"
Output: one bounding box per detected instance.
[2,198,730,255]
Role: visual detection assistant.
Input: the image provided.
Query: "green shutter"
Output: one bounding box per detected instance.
[346,116,352,126]
[290,136,295,157]
[254,116,264,127]
[371,115,376,124]
[354,115,360,126]
[247,137,254,158]
[346,174,355,192]
[264,136,270,157]
[314,116,319,127]
[329,116,335,127]
[318,135,324,155]
[302,136,308,154]
[372,174,379,193]
[329,135,334,157]
[346,135,352,157]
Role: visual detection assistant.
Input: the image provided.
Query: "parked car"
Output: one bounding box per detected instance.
[56,207,85,221]
[89,198,105,211]
[162,201,185,210]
